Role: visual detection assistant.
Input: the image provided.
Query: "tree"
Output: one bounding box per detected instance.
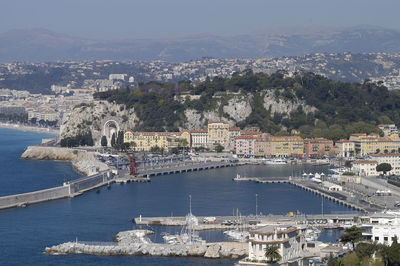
[150,145,161,153]
[376,163,392,175]
[264,245,281,263]
[342,252,360,265]
[376,149,380,154]
[101,136,107,147]
[345,161,352,168]
[111,133,116,147]
[214,144,224,153]
[340,226,363,249]
[356,242,378,259]
[116,131,124,148]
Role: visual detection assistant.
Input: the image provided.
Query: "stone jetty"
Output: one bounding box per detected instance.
[45,230,247,259]
[21,146,108,176]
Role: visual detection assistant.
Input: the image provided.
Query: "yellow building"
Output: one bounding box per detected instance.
[123,130,190,152]
[349,133,400,156]
[268,136,304,157]
[207,121,230,147]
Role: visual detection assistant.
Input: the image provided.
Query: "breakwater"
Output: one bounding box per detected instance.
[45,230,247,259]
[21,146,109,176]
[0,171,111,210]
[0,185,70,209]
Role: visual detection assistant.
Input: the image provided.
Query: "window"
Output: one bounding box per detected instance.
[375,236,379,241]
[384,237,388,241]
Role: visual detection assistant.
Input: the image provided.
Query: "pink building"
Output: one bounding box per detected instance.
[235,136,255,156]
[303,138,334,157]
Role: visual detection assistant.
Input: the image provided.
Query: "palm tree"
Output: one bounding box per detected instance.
[265,245,281,264]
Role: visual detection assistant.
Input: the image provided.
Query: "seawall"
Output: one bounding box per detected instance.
[45,241,248,259]
[0,185,70,209]
[0,171,112,210]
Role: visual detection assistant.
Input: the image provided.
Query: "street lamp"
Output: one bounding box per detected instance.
[255,194,258,217]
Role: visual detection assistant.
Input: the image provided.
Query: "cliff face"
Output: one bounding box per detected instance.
[61,91,317,140]
[263,90,316,117]
[60,101,137,146]
[184,94,253,129]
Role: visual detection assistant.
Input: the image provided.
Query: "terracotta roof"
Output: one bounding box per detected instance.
[241,131,262,135]
[190,129,208,133]
[335,139,353,143]
[208,120,228,124]
[229,127,241,131]
[304,138,332,143]
[371,153,400,157]
[354,160,378,164]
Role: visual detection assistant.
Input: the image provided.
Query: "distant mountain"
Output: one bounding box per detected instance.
[1,25,400,62]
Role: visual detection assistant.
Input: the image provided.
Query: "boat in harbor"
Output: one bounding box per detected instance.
[263,158,288,165]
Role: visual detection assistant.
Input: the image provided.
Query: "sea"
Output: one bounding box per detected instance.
[0,128,354,266]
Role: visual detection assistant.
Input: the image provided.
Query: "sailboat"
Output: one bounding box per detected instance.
[162,195,204,245]
[223,209,249,242]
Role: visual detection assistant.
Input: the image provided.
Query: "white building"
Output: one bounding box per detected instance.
[190,130,208,148]
[335,139,355,158]
[352,160,378,177]
[362,211,400,246]
[370,153,400,176]
[322,181,342,192]
[245,225,306,265]
[352,153,400,177]
[109,74,126,81]
[378,124,399,137]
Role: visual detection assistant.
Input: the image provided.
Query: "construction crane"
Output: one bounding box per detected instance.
[126,152,138,176]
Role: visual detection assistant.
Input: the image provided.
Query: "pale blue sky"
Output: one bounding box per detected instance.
[2,0,400,39]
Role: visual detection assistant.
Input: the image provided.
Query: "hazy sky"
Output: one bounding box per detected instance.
[2,0,400,39]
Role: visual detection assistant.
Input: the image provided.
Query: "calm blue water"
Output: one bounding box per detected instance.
[0,129,81,196]
[0,129,351,265]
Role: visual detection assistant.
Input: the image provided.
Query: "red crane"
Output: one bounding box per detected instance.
[126,153,138,176]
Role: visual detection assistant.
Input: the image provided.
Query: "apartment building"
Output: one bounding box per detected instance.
[303,138,334,157]
[207,121,230,148]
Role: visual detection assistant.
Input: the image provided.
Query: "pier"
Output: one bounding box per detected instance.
[133,213,361,231]
[137,161,239,178]
[233,176,386,213]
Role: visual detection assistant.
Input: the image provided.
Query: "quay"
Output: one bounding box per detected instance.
[137,161,240,178]
[133,213,361,230]
[233,176,290,183]
[233,175,384,212]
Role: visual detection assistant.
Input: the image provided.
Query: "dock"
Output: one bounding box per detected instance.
[233,176,290,183]
[232,176,385,212]
[133,213,361,231]
[137,161,240,178]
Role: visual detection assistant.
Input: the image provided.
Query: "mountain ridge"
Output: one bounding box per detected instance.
[2,25,400,62]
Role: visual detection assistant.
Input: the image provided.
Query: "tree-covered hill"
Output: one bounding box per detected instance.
[93,71,400,139]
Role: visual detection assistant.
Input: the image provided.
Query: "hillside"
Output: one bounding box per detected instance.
[60,71,399,145]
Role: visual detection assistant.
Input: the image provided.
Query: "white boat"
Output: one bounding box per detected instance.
[223,229,249,242]
[264,159,288,165]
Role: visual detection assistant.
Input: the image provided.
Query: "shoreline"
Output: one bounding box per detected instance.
[0,122,59,136]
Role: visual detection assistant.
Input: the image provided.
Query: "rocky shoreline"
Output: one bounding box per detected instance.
[45,230,247,259]
[21,146,108,176]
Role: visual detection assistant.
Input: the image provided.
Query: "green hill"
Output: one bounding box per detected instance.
[92,71,396,140]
